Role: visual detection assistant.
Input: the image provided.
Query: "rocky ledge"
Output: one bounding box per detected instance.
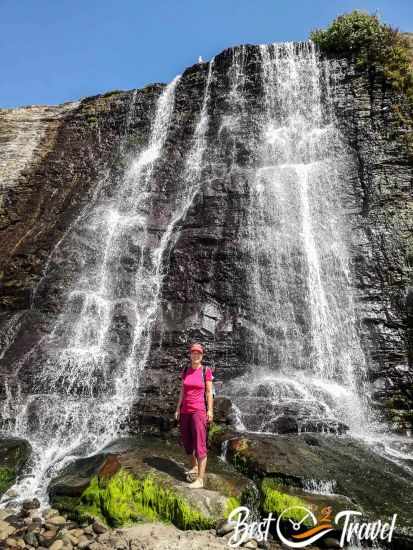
[1,431,412,550]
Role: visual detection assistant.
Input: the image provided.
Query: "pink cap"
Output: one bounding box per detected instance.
[190,343,204,354]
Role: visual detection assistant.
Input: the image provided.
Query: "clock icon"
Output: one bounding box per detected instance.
[276,506,329,548]
[279,506,317,531]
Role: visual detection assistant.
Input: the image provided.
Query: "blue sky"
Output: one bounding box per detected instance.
[1,0,412,108]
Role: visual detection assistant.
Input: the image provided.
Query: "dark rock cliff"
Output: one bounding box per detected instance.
[332,58,413,434]
[0,43,412,435]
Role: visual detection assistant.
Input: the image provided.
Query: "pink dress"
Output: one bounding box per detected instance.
[179,365,213,460]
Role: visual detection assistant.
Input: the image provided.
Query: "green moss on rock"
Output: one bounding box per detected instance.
[232,451,252,477]
[0,438,31,496]
[226,438,259,479]
[52,494,103,525]
[0,467,16,495]
[74,468,216,529]
[260,478,313,526]
[207,423,225,446]
[224,496,241,518]
[85,113,98,127]
[125,133,148,150]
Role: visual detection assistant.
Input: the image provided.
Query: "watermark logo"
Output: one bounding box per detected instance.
[226,505,397,548]
[276,505,334,548]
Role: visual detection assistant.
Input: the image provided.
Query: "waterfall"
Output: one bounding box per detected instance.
[0,51,220,506]
[1,39,408,507]
[0,76,181,506]
[224,42,375,437]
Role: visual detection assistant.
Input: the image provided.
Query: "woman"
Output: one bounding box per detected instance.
[175,342,213,489]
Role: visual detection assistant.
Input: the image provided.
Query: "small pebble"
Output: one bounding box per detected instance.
[22,499,40,510]
[92,521,107,535]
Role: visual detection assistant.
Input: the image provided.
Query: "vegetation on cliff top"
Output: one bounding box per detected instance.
[310,11,413,98]
[311,11,413,152]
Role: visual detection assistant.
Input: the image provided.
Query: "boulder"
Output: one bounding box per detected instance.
[48,434,254,530]
[48,453,110,499]
[221,431,413,545]
[0,437,31,496]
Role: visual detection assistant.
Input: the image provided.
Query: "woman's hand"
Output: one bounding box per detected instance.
[207,409,213,423]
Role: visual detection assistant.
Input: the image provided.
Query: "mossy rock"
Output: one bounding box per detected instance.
[49,434,253,530]
[49,494,95,524]
[260,477,313,526]
[85,112,98,126]
[221,432,413,539]
[0,437,31,496]
[125,133,148,151]
[207,422,226,447]
[259,477,359,526]
[58,467,231,529]
[225,435,258,478]
[48,452,113,499]
[0,467,16,495]
[207,426,237,455]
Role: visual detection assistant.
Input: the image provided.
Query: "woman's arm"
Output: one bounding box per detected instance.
[175,382,184,420]
[206,380,213,423]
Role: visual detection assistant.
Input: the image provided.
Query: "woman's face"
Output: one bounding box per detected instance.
[191,350,203,364]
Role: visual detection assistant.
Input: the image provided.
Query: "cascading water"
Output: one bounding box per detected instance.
[217,42,412,473]
[0,53,219,507]
[1,39,411,512]
[223,42,377,438]
[0,77,180,506]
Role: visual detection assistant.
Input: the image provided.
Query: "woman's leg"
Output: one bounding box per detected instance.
[181,415,198,475]
[191,451,198,469]
[197,455,207,480]
[188,410,208,485]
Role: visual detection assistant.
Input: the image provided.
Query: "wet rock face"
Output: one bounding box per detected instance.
[0,44,412,434]
[0,88,162,311]
[330,59,413,433]
[0,86,163,398]
[133,51,413,433]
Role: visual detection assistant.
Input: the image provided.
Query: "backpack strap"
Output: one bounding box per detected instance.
[202,365,210,411]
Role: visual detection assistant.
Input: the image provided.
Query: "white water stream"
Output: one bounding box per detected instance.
[0,65,216,506]
[219,42,413,470]
[0,42,411,509]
